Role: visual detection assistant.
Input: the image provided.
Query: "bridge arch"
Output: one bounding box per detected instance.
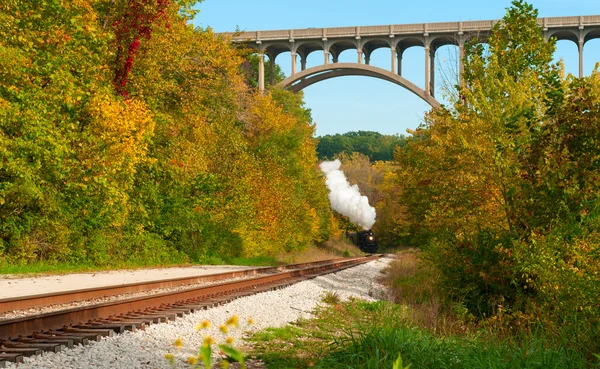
[277,63,441,108]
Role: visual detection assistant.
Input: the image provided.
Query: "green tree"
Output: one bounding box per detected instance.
[396,0,562,314]
[317,131,407,162]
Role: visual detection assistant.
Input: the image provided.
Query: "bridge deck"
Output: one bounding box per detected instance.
[226,15,600,42]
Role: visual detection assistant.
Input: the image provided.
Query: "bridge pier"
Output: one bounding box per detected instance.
[430,47,436,97]
[424,45,430,95]
[578,39,584,78]
[391,47,397,74]
[258,53,265,92]
[459,42,465,84]
[291,52,297,75]
[397,51,402,76]
[269,54,275,86]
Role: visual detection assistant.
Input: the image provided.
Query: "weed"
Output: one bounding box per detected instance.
[322,291,341,305]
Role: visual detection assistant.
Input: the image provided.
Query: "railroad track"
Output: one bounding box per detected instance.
[0,255,382,367]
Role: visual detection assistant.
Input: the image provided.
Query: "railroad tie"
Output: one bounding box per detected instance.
[0,346,43,357]
[46,330,97,343]
[2,341,62,353]
[0,353,24,365]
[63,326,114,338]
[16,336,73,349]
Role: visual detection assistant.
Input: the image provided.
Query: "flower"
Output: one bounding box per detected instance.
[187,356,198,365]
[247,317,254,325]
[198,320,211,330]
[225,315,239,327]
[220,361,230,368]
[219,324,228,334]
[203,336,215,347]
[226,336,234,345]
[164,353,175,365]
[174,337,184,350]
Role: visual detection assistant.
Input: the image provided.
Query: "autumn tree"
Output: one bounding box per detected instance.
[396,0,562,313]
[1,0,335,265]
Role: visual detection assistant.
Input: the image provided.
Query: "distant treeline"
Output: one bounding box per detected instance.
[317,131,407,162]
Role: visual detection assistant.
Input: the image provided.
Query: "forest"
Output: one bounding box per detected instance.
[0,0,336,267]
[1,0,599,362]
[316,131,407,162]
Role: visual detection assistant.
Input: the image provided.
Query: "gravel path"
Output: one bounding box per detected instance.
[6,257,392,369]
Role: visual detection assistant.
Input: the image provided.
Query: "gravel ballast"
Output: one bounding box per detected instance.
[6,257,392,369]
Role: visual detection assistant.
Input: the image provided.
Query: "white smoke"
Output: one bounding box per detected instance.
[320,159,376,230]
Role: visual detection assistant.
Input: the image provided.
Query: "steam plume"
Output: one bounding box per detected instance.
[320,160,376,230]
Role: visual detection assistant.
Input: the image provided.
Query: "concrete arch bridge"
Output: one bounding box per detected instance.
[225,15,600,107]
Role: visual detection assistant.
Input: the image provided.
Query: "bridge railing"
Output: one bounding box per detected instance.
[428,22,460,32]
[225,15,600,42]
[586,15,600,24]
[327,27,356,37]
[295,29,323,38]
[360,25,390,35]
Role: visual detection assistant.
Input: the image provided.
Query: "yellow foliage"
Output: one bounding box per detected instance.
[75,94,155,225]
[244,92,296,137]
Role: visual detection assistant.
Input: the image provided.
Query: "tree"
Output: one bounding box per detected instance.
[396,0,563,314]
[317,131,407,162]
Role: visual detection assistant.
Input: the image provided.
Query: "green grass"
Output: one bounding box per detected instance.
[0,259,184,275]
[248,299,599,369]
[319,323,593,369]
[0,255,279,276]
[227,255,279,266]
[253,326,305,342]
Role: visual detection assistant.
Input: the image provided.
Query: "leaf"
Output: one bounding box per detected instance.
[218,344,245,363]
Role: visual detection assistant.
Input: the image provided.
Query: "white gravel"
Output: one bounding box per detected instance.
[6,257,392,369]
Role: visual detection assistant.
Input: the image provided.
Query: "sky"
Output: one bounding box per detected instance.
[192,0,600,137]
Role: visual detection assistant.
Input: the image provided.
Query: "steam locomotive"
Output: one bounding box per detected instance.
[347,229,379,253]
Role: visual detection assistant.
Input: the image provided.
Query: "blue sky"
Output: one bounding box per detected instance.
[193,1,600,137]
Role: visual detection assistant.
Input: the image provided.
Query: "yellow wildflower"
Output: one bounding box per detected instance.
[219,324,228,334]
[226,337,234,345]
[220,361,230,368]
[174,337,184,350]
[197,320,211,330]
[187,356,198,365]
[225,315,239,327]
[203,336,215,347]
[247,317,254,325]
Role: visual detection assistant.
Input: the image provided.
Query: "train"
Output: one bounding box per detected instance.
[347,229,379,253]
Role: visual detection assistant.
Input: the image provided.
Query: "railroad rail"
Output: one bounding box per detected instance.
[0,256,382,367]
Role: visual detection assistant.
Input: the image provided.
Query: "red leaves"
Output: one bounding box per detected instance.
[113,0,171,97]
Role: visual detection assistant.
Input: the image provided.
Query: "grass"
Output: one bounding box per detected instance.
[0,259,186,276]
[249,298,596,369]
[246,249,600,369]
[276,239,364,265]
[0,239,362,276]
